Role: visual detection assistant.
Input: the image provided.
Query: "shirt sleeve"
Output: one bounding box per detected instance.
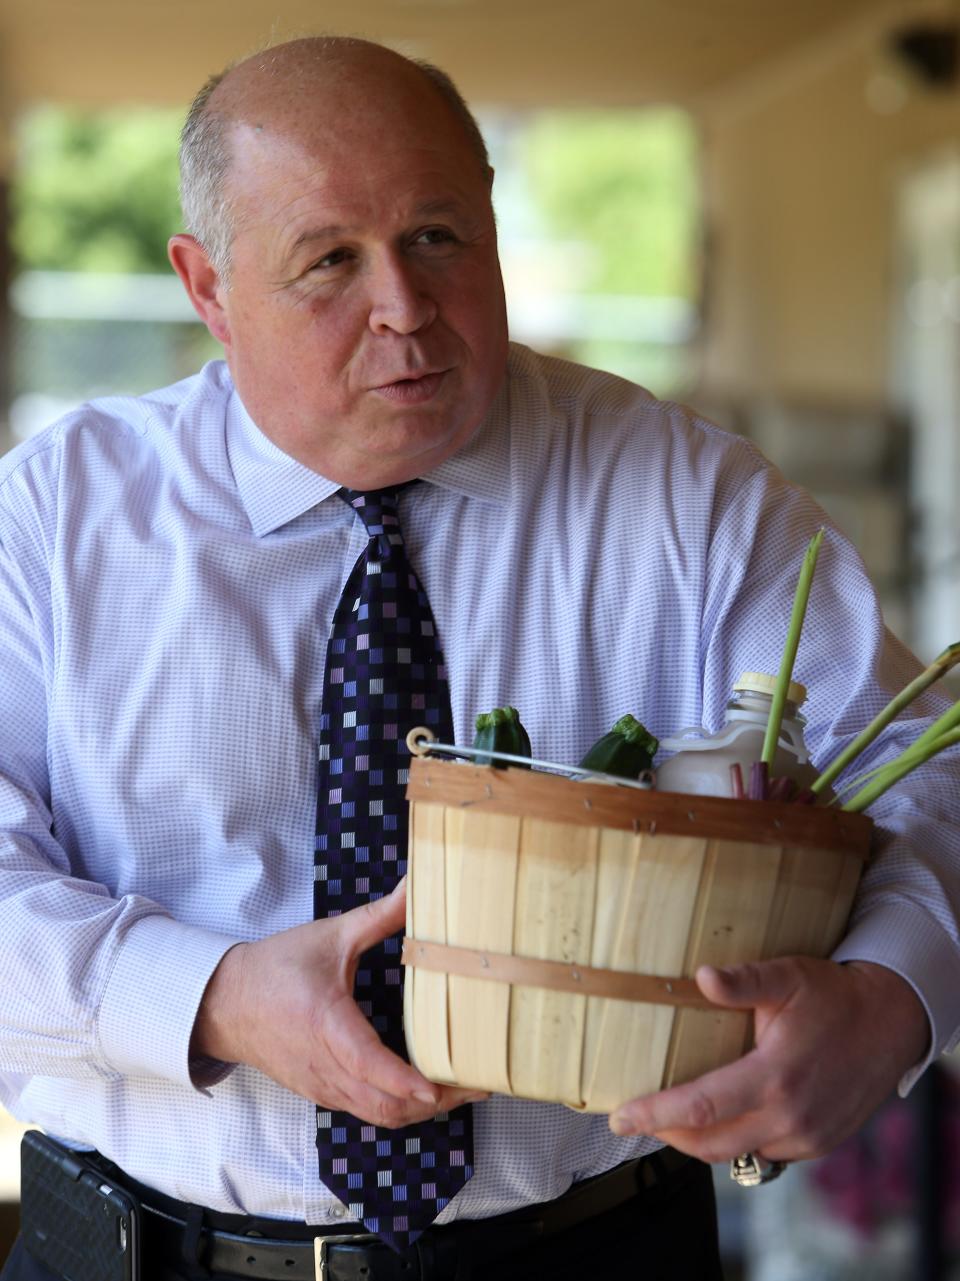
[701,455,960,1090]
[0,510,240,1091]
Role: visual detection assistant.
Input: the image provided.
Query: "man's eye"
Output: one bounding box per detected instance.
[313,248,351,269]
[415,228,456,247]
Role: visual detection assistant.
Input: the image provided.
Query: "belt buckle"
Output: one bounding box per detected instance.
[314,1232,378,1281]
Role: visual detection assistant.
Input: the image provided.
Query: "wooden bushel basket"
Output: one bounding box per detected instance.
[402,757,873,1112]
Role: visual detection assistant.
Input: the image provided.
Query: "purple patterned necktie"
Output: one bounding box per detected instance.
[314,485,474,1253]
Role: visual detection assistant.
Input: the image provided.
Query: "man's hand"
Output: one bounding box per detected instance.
[608,956,930,1163]
[192,878,485,1127]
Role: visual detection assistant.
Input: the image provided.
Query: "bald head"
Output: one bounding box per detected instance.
[178,37,492,282]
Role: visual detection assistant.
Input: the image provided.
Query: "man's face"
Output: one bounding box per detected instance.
[210,83,509,487]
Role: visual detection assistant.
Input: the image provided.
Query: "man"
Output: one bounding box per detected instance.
[0,34,957,1281]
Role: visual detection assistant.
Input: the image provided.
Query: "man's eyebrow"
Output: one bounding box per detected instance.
[413,198,467,218]
[289,225,351,254]
[288,200,469,255]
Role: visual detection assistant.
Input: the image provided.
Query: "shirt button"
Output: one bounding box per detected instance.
[330,1205,346,1220]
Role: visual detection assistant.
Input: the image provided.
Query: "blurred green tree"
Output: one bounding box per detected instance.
[12,105,699,294]
[12,107,183,273]
[522,109,700,299]
[8,104,698,396]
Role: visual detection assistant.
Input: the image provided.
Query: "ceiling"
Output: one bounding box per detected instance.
[0,0,908,112]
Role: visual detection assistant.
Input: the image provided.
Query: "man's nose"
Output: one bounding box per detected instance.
[367,253,437,335]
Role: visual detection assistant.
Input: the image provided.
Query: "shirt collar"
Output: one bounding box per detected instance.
[421,369,512,506]
[226,393,338,537]
[226,367,512,539]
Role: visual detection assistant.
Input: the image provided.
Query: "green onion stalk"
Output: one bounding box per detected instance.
[841,728,960,813]
[827,687,960,802]
[836,692,960,802]
[761,528,824,769]
[812,642,960,796]
[904,686,960,754]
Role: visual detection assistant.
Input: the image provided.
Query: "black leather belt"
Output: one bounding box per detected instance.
[95,1147,693,1280]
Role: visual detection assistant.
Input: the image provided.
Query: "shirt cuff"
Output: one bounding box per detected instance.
[832,901,960,1095]
[97,913,241,1090]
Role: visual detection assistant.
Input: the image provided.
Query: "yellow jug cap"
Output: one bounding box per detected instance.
[734,671,807,706]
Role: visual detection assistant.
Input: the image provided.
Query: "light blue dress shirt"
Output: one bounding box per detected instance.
[0,343,956,1224]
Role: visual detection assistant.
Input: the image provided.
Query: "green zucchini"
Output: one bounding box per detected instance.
[578,714,658,779]
[473,706,532,769]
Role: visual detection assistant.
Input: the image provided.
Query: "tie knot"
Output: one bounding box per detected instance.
[338,485,412,552]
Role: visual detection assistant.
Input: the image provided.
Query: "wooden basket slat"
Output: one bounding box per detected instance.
[580,828,643,1109]
[821,851,867,955]
[508,818,599,1106]
[406,801,454,1083]
[583,832,709,1110]
[664,839,783,1086]
[760,844,826,959]
[761,844,856,959]
[444,807,520,1095]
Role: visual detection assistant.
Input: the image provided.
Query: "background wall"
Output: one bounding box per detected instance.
[702,12,960,405]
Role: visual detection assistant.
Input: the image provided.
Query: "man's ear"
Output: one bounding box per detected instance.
[168,234,231,346]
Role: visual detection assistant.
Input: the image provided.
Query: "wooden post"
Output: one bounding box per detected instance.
[0,174,12,452]
[0,77,13,455]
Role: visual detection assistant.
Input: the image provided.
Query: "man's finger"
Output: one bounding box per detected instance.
[339,878,408,957]
[642,1118,792,1165]
[695,958,803,1010]
[327,1073,489,1131]
[609,1047,771,1137]
[437,1085,491,1109]
[321,998,489,1123]
[328,991,440,1103]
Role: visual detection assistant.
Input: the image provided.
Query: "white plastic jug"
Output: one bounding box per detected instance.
[655,672,819,799]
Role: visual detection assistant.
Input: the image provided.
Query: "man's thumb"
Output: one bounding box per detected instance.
[347,877,407,953]
[695,957,799,1009]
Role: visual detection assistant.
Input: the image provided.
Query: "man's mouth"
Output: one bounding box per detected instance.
[373,370,449,403]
